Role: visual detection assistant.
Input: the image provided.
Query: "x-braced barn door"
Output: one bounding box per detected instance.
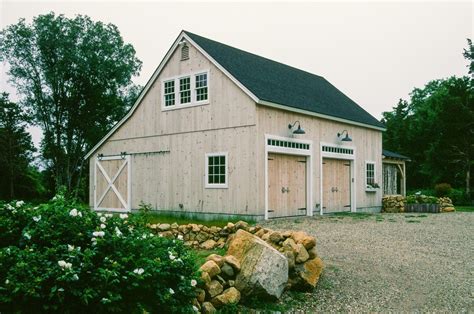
[94,155,131,211]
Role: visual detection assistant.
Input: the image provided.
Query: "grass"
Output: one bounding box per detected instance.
[455,206,474,212]
[143,212,256,228]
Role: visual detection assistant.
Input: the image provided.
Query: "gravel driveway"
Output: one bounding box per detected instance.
[261,212,473,313]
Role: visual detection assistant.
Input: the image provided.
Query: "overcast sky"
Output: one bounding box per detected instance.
[1,1,472,146]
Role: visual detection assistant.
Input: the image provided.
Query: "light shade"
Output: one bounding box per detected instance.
[337,130,352,142]
[288,121,305,134]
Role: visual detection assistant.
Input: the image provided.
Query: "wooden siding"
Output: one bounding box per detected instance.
[89,40,259,216]
[256,105,383,212]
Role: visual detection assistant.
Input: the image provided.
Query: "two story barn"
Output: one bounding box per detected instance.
[85,31,386,220]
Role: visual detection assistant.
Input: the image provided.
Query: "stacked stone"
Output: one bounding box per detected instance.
[195,254,242,313]
[382,195,406,213]
[438,197,455,212]
[148,221,251,250]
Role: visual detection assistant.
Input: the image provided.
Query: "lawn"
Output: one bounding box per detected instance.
[455,206,474,212]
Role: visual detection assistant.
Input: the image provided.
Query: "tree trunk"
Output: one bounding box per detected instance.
[466,159,471,199]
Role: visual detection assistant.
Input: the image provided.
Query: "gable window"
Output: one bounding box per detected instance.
[195,73,208,101]
[179,77,191,104]
[164,80,175,107]
[162,70,210,110]
[206,153,228,188]
[366,162,377,190]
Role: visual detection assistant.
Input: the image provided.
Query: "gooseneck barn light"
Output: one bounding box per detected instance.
[337,130,352,142]
[288,121,305,135]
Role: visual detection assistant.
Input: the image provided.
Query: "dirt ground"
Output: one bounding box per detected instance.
[261,212,473,313]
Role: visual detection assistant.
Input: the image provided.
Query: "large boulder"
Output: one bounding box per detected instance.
[227,229,288,299]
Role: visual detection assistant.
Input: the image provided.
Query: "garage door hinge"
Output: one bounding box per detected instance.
[297,160,306,163]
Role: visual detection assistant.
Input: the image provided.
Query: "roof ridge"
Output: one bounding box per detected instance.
[183,30,325,80]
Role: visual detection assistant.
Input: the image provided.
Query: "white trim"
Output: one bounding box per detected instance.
[205,152,229,189]
[264,134,313,220]
[365,160,377,192]
[94,155,131,212]
[320,142,356,214]
[161,70,210,111]
[257,100,386,132]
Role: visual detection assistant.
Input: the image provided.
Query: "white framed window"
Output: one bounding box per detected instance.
[163,80,175,107]
[161,70,209,111]
[205,153,228,188]
[179,76,191,104]
[365,161,377,190]
[195,73,208,102]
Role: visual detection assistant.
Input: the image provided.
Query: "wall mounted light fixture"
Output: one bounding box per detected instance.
[288,121,305,134]
[337,130,352,142]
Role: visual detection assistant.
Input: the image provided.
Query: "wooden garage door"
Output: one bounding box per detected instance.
[268,153,307,218]
[322,158,351,213]
[95,155,131,211]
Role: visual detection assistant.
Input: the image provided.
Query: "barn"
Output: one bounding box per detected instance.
[85,30,388,220]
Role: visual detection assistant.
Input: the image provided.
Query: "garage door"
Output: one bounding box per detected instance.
[322,158,350,213]
[268,153,307,218]
[94,155,131,211]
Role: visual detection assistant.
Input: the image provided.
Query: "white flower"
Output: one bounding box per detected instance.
[24,233,31,240]
[191,279,197,287]
[177,234,183,241]
[169,253,176,261]
[142,234,147,239]
[92,231,105,237]
[69,208,78,217]
[115,227,123,237]
[105,213,113,218]
[33,206,39,210]
[52,196,57,201]
[100,224,106,229]
[169,288,175,295]
[119,213,128,219]
[33,215,41,222]
[72,274,79,281]
[100,216,106,223]
[91,237,97,242]
[6,204,14,210]
[5,279,9,284]
[58,287,64,292]
[133,268,144,275]
[78,211,82,217]
[67,244,75,252]
[16,200,25,208]
[192,305,199,312]
[98,213,103,217]
[58,260,72,269]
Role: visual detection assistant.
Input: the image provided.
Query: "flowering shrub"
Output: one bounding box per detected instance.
[0,196,200,313]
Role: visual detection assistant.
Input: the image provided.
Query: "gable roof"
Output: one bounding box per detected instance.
[184,31,384,129]
[85,30,384,159]
[382,149,410,161]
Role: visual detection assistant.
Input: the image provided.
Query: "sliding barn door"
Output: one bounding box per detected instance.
[94,155,131,211]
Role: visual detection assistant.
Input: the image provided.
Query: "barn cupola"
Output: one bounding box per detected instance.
[180,39,189,61]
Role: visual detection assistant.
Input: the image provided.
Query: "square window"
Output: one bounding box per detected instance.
[206,154,227,188]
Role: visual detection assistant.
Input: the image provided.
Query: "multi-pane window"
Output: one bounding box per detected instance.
[195,73,208,101]
[179,77,191,104]
[366,162,375,188]
[207,154,227,187]
[164,80,175,107]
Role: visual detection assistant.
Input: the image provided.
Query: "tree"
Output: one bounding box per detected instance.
[0,12,142,197]
[0,93,37,200]
[463,38,473,75]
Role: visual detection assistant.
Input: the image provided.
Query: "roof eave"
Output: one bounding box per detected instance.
[257,100,386,132]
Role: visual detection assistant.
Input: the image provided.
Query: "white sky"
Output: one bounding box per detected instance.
[1,1,472,147]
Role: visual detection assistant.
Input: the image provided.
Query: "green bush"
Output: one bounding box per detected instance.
[406,194,438,204]
[434,183,452,197]
[448,188,470,205]
[0,196,200,313]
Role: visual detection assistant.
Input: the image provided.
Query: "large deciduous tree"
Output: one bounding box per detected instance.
[0,13,142,197]
[0,93,37,200]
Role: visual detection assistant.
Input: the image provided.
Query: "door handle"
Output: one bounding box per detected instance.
[281,187,290,193]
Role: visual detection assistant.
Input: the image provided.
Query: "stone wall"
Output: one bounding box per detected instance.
[148,221,323,312]
[382,195,455,213]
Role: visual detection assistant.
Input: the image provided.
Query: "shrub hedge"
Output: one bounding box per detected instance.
[0,195,200,313]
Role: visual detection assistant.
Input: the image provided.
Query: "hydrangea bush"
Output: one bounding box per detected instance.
[0,196,200,313]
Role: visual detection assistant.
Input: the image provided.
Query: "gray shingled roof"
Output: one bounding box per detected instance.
[382,149,410,160]
[185,31,385,129]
